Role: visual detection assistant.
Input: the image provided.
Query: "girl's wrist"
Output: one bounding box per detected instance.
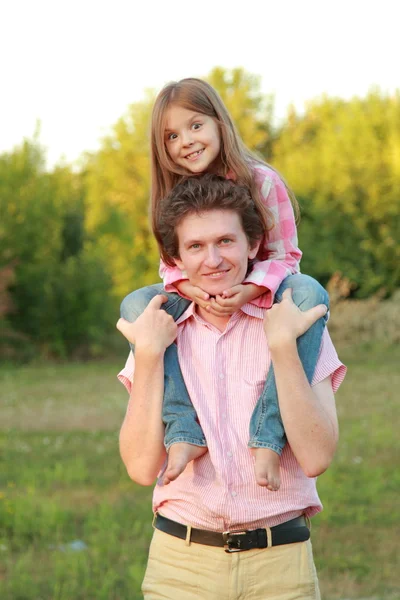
[245,283,267,301]
[174,279,189,292]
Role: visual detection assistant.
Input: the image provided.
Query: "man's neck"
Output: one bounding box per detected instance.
[196,305,232,332]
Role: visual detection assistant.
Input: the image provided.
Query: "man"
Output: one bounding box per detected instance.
[117,174,346,600]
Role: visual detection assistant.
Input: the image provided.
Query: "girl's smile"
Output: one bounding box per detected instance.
[185,148,205,161]
[164,105,221,174]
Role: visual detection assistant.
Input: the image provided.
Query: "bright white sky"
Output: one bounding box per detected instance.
[1,0,398,168]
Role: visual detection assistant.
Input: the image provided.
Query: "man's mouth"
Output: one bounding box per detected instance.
[203,269,229,278]
[185,148,204,160]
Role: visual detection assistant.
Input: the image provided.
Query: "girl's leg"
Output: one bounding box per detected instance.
[120,283,188,353]
[248,274,329,487]
[120,285,207,456]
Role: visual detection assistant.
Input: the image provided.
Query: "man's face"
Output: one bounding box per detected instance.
[174,209,260,297]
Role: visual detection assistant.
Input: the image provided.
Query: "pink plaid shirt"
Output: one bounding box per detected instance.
[118,303,346,531]
[160,164,302,308]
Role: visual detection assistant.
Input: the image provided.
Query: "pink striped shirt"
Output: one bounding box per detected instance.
[118,303,346,531]
[160,164,302,309]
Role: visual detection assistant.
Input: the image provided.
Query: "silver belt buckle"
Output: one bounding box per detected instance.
[223,529,248,553]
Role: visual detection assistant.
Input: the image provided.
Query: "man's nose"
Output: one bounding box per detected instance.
[204,246,222,268]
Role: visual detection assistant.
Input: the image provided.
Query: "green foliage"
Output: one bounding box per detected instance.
[1,69,400,357]
[85,94,160,301]
[0,139,116,358]
[207,67,274,158]
[274,90,400,296]
[10,246,116,357]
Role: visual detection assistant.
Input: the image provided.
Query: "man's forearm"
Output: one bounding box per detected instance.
[119,349,167,485]
[270,342,338,477]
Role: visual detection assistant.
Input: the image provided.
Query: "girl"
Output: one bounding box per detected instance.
[120,78,329,491]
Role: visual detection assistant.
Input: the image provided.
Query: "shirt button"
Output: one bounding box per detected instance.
[231,491,237,497]
[219,373,224,379]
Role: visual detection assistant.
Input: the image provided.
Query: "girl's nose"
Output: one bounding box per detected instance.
[182,131,194,147]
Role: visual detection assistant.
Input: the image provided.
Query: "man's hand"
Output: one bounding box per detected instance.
[263,288,327,350]
[206,283,266,316]
[116,295,177,355]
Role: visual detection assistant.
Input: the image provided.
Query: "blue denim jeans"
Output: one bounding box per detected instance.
[120,274,329,453]
[120,284,206,448]
[248,274,329,453]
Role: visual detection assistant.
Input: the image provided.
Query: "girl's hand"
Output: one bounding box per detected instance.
[116,295,177,355]
[174,280,211,310]
[207,283,266,315]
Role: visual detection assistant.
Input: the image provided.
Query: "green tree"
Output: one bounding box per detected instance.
[273,90,400,296]
[85,94,159,301]
[0,138,115,358]
[207,66,274,158]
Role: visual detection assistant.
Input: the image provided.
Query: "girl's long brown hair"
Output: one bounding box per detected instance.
[150,78,299,261]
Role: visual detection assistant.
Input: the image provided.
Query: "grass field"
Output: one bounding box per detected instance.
[0,343,399,599]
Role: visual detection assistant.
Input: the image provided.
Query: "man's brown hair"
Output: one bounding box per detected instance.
[158,174,265,266]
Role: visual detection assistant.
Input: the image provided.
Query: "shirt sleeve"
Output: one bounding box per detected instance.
[244,166,302,309]
[311,329,347,392]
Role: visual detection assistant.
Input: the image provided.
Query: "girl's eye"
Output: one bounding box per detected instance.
[192,122,202,130]
[167,133,177,141]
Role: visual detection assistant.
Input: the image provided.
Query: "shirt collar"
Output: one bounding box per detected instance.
[176,302,264,326]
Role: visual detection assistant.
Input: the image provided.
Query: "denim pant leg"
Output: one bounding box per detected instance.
[120,284,206,449]
[248,274,329,454]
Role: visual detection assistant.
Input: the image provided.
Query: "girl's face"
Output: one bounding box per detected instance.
[164,105,221,174]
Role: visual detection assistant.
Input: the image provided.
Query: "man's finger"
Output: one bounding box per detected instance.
[148,294,168,309]
[116,318,134,342]
[304,304,328,328]
[281,288,293,301]
[116,318,128,332]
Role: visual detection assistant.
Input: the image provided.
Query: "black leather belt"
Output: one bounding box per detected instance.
[154,513,310,553]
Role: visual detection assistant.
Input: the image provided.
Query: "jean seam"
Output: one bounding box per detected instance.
[165,437,207,450]
[162,292,189,313]
[248,441,283,454]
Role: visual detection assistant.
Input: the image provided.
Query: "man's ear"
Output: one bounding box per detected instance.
[174,256,184,270]
[248,239,261,260]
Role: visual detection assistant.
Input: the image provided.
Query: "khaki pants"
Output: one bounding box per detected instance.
[142,529,321,600]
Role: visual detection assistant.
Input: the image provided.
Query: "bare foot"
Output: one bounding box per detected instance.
[252,448,281,491]
[162,443,207,485]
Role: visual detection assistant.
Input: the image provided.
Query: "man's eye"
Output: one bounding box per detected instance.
[220,239,232,244]
[190,243,201,250]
